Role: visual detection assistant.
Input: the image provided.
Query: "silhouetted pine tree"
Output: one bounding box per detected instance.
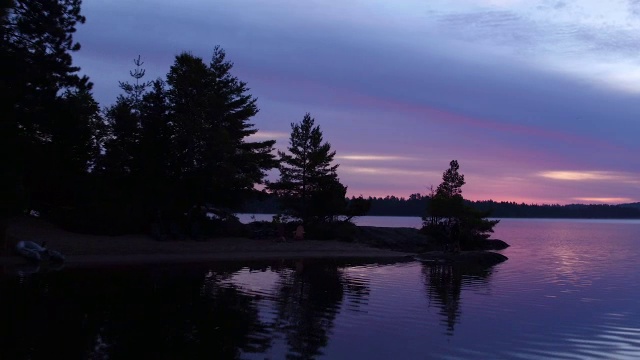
[137,79,171,214]
[164,47,277,215]
[0,0,97,224]
[422,160,499,248]
[98,56,151,177]
[268,113,348,224]
[43,85,103,209]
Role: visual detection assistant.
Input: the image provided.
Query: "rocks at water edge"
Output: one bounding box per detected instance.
[353,226,435,252]
[352,226,510,253]
[415,251,508,267]
[347,226,511,268]
[465,239,510,251]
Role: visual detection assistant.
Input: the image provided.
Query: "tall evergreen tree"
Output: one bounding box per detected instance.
[1,0,90,169]
[268,113,347,224]
[42,85,102,208]
[93,58,169,231]
[425,160,466,228]
[422,160,499,249]
[164,48,277,213]
[437,160,465,198]
[1,0,93,218]
[0,0,23,225]
[98,56,152,177]
[137,79,171,211]
[85,48,275,234]
[91,56,166,232]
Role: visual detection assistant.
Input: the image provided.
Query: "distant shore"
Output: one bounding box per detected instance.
[1,217,411,269]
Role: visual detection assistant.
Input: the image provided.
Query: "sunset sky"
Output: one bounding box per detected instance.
[73,0,640,204]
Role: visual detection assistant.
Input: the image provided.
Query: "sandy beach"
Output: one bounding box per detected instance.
[1,217,411,268]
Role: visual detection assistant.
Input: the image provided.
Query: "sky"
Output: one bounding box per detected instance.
[72,0,640,204]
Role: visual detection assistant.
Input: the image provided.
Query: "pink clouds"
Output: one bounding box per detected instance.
[72,0,640,205]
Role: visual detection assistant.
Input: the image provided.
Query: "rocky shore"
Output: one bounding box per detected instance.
[353,226,509,250]
[0,217,411,269]
[415,251,508,267]
[1,217,509,270]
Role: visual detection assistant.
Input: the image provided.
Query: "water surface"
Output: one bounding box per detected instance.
[2,218,639,359]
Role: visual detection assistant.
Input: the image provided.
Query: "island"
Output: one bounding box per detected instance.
[0,215,508,273]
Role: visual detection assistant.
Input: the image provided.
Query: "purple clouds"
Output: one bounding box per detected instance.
[72,0,640,204]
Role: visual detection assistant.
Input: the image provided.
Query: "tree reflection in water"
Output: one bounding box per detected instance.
[0,264,272,359]
[422,263,494,336]
[0,260,371,360]
[272,260,370,360]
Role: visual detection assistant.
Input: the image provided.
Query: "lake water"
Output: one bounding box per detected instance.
[236,213,425,228]
[1,218,640,359]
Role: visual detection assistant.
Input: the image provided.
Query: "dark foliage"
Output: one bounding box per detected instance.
[421,160,499,248]
[162,49,277,214]
[241,191,282,213]
[304,220,359,241]
[74,49,277,234]
[367,193,428,216]
[1,0,101,239]
[268,113,368,225]
[2,0,278,236]
[343,195,372,222]
[472,200,640,219]
[3,0,633,243]
[360,197,640,219]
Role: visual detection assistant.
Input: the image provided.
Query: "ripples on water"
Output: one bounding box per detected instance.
[1,218,639,359]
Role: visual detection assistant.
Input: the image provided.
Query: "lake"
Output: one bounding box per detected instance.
[236,213,425,228]
[1,217,640,359]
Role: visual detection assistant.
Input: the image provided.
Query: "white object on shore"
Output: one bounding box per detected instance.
[16,241,45,261]
[15,241,65,263]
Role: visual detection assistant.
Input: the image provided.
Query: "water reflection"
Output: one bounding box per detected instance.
[272,260,370,359]
[0,264,273,359]
[0,260,371,360]
[422,263,494,336]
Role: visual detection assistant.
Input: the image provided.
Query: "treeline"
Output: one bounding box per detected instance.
[243,194,427,216]
[1,1,278,235]
[471,201,640,219]
[369,198,640,219]
[1,0,366,239]
[245,195,640,219]
[2,0,636,243]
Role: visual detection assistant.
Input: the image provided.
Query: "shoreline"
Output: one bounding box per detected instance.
[0,251,413,270]
[1,216,412,269]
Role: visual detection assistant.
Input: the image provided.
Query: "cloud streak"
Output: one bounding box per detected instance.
[573,197,634,204]
[71,0,640,204]
[247,131,289,140]
[538,171,640,185]
[336,155,419,161]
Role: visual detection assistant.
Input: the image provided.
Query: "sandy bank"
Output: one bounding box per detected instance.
[1,217,411,268]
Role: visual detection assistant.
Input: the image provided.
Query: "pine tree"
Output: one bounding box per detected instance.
[437,160,465,198]
[164,47,276,213]
[422,160,499,249]
[98,56,152,177]
[2,0,90,149]
[136,79,171,216]
[0,0,109,240]
[1,0,93,215]
[268,113,347,224]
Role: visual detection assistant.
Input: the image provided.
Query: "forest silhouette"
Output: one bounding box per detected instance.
[2,0,637,246]
[1,0,374,240]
